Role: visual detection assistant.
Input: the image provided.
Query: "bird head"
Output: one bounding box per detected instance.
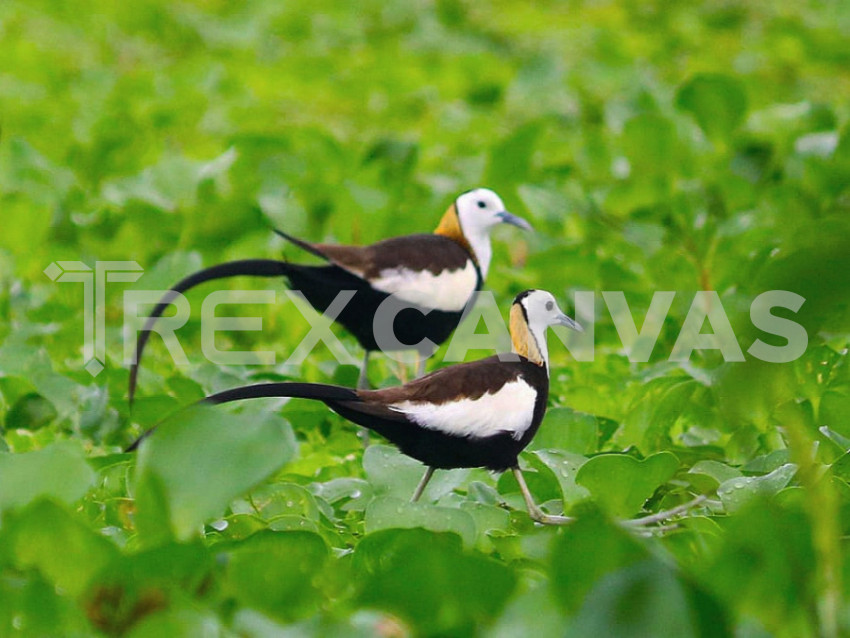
[510,289,582,368]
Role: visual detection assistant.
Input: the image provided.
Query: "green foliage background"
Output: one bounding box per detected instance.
[2,0,850,635]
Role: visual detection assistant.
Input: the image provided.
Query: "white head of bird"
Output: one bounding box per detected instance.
[452,188,532,277]
[510,289,583,371]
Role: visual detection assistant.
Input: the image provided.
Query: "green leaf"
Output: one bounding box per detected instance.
[676,73,748,141]
[4,393,57,430]
[550,510,649,613]
[686,460,742,492]
[575,452,680,518]
[354,528,516,635]
[362,444,468,502]
[567,560,730,638]
[622,113,677,174]
[4,499,119,597]
[529,407,598,454]
[531,449,591,511]
[226,530,329,622]
[716,463,797,514]
[696,502,817,632]
[0,441,95,512]
[134,405,296,543]
[364,496,477,547]
[85,542,214,635]
[0,573,91,636]
[484,121,542,188]
[125,608,226,638]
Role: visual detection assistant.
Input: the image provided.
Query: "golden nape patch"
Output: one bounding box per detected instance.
[510,305,544,366]
[434,204,474,258]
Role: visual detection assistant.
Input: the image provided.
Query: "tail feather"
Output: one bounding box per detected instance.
[125,381,360,452]
[205,382,359,405]
[273,229,329,261]
[128,259,290,405]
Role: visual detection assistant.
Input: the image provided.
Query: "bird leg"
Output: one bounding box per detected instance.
[619,495,707,528]
[357,351,370,390]
[356,351,372,447]
[410,466,436,503]
[512,467,574,526]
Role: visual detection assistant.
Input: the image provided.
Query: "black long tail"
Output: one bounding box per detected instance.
[126,382,359,451]
[128,259,290,405]
[206,382,358,405]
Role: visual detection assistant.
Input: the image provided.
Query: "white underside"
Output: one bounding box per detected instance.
[368,261,478,312]
[390,378,537,441]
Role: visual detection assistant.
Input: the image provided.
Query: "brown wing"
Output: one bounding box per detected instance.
[358,355,532,407]
[313,234,473,279]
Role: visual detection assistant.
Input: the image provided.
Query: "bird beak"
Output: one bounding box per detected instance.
[496,211,533,231]
[557,313,583,332]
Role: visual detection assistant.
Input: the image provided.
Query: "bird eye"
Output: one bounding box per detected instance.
[545,301,554,311]
[477,200,486,209]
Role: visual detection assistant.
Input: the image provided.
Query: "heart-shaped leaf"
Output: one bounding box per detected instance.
[0,441,95,512]
[134,404,296,544]
[676,73,748,141]
[364,496,477,547]
[575,452,680,518]
[717,463,798,514]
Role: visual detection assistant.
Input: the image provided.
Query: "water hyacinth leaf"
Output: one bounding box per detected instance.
[532,449,591,511]
[459,502,511,550]
[134,404,296,542]
[85,542,214,635]
[686,460,743,492]
[622,113,677,174]
[364,496,477,547]
[485,121,541,189]
[247,482,322,523]
[696,503,817,632]
[225,530,329,622]
[310,478,374,512]
[354,528,516,635]
[820,390,850,440]
[0,574,92,636]
[4,499,119,597]
[575,452,680,518]
[489,583,566,638]
[820,425,850,452]
[125,609,226,638]
[550,511,649,613]
[831,451,850,483]
[717,463,797,514]
[676,73,748,141]
[4,393,57,430]
[529,407,598,454]
[567,560,730,638]
[362,444,469,501]
[0,440,95,512]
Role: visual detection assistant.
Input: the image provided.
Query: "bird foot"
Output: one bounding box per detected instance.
[527,504,575,526]
[620,495,707,529]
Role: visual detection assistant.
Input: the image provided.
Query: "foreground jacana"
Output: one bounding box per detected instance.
[129,289,582,524]
[128,188,530,402]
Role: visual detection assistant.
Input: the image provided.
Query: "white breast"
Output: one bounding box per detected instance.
[390,378,538,441]
[369,261,478,312]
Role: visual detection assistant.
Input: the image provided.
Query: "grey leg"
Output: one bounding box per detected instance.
[357,351,370,389]
[357,351,372,447]
[410,466,436,503]
[512,467,574,525]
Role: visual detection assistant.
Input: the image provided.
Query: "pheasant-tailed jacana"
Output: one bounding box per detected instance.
[128,188,530,400]
[129,289,581,525]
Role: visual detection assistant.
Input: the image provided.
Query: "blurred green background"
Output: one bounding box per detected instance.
[2,0,850,636]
